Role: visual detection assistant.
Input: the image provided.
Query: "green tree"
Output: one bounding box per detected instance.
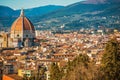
[66,54,89,71]
[50,63,62,80]
[29,74,35,80]
[39,67,46,80]
[62,54,93,80]
[23,74,28,80]
[101,38,120,80]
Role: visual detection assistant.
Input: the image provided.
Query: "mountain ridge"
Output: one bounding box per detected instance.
[38,2,120,21]
[34,0,120,30]
[0,5,64,27]
[0,0,120,30]
[0,5,15,17]
[81,0,120,4]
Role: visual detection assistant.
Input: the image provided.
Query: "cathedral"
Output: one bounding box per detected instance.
[10,9,35,47]
[0,9,36,48]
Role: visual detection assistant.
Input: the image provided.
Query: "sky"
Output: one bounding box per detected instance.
[0,0,85,10]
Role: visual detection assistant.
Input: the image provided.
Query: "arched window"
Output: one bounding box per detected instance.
[17,34,19,37]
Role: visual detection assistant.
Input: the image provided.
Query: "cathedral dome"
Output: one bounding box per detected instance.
[11,9,35,34]
[10,9,35,47]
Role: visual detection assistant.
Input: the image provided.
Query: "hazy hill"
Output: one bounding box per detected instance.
[0,6,15,17]
[38,1,120,20]
[0,5,64,27]
[81,0,120,4]
[16,5,64,17]
[0,0,120,30]
[33,0,120,30]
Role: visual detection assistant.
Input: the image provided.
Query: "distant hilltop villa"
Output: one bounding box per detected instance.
[0,9,36,48]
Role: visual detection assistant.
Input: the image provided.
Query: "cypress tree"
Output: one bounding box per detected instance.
[50,63,61,80]
[63,54,90,80]
[101,38,120,80]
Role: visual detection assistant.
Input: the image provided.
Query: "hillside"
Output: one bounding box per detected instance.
[0,0,120,30]
[0,6,15,17]
[38,2,120,19]
[0,5,64,27]
[16,5,64,17]
[34,0,120,30]
[81,0,120,4]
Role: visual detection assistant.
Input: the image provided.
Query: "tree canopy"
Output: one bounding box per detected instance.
[101,38,120,80]
[50,63,62,80]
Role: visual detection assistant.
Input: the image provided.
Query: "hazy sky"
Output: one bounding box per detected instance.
[0,0,85,10]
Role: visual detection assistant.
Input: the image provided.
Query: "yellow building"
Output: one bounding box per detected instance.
[18,69,34,78]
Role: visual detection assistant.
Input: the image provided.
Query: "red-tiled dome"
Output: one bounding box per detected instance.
[11,9,35,33]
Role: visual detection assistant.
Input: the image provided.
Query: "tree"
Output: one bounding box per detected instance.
[29,74,35,80]
[39,67,46,80]
[66,54,89,72]
[50,63,62,80]
[62,54,94,80]
[101,38,120,80]
[23,74,28,80]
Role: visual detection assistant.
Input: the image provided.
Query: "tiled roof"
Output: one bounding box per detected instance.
[11,9,35,34]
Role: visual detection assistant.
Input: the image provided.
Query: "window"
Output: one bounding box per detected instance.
[26,35,28,37]
[17,34,19,37]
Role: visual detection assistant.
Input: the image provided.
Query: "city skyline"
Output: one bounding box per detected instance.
[0,0,85,10]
